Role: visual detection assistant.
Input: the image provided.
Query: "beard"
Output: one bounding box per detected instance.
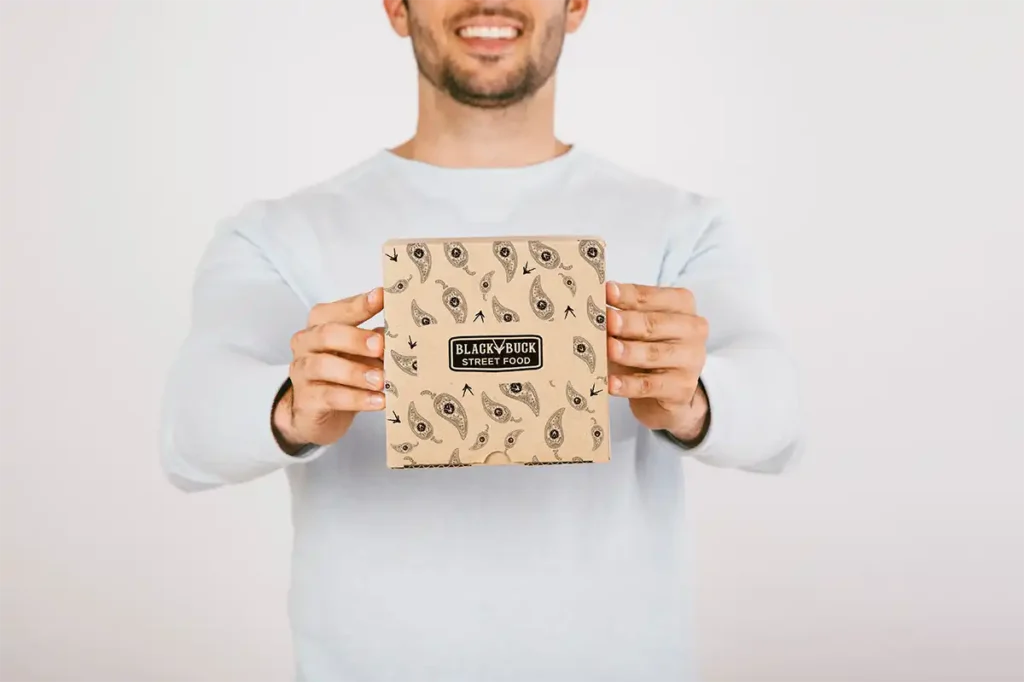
[407,7,566,109]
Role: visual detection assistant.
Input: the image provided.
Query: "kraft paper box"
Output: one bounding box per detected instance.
[381,236,611,469]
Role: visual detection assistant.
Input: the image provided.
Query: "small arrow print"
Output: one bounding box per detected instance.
[386,248,398,262]
[407,335,417,350]
[522,263,535,275]
[387,411,401,424]
[564,305,576,319]
[473,310,485,322]
[462,384,474,397]
[589,384,602,397]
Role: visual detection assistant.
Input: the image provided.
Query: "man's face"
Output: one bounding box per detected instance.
[396,1,582,109]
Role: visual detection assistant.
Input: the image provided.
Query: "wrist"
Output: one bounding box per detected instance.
[271,379,308,456]
[666,380,710,446]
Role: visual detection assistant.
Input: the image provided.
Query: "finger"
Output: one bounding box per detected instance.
[291,353,385,391]
[606,282,695,314]
[609,337,698,370]
[608,370,692,402]
[293,322,384,359]
[307,288,384,327]
[607,309,704,342]
[300,383,385,412]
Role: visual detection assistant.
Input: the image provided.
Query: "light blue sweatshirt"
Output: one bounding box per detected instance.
[160,147,802,681]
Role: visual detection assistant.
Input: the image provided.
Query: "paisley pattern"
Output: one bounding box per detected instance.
[525,455,588,466]
[402,448,468,468]
[578,239,605,283]
[481,392,522,423]
[435,279,467,323]
[384,237,611,467]
[529,275,554,322]
[443,242,476,275]
[468,424,490,451]
[407,242,432,283]
[565,380,595,413]
[408,401,443,443]
[384,276,412,294]
[390,350,418,377]
[479,270,495,301]
[411,299,437,327]
[420,389,469,440]
[543,408,566,459]
[499,381,540,416]
[502,428,525,453]
[589,417,605,452]
[492,296,520,323]
[528,240,573,271]
[586,295,606,331]
[492,241,518,283]
[572,335,597,373]
[559,272,577,297]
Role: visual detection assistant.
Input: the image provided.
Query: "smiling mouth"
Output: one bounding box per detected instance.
[457,25,522,40]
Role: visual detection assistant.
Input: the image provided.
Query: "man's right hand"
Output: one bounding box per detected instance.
[272,287,386,454]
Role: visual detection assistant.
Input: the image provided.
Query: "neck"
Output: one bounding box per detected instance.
[392,76,569,169]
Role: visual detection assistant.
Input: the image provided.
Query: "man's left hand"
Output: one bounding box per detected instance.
[605,282,710,444]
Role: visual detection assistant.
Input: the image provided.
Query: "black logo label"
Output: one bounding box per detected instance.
[448,335,543,372]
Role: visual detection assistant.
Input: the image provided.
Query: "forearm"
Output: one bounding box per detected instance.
[680,344,802,472]
[160,342,316,491]
[159,211,327,491]
[653,196,803,472]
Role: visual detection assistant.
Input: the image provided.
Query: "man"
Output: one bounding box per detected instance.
[160,1,802,679]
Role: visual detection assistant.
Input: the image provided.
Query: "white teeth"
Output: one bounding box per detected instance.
[458,26,518,40]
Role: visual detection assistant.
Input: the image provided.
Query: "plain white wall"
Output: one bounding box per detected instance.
[2,1,1022,680]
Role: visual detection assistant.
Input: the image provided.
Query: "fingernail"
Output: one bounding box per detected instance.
[368,393,385,408]
[365,370,383,388]
[607,281,620,300]
[366,288,380,305]
[366,334,382,354]
[610,338,624,357]
[609,376,622,394]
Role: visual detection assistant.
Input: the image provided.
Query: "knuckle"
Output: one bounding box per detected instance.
[293,354,311,378]
[320,322,341,350]
[639,375,654,396]
[310,354,330,378]
[694,315,710,339]
[308,303,329,327]
[645,343,661,363]
[634,286,649,307]
[642,313,657,338]
[298,354,322,379]
[681,288,696,311]
[289,330,304,357]
[313,383,334,408]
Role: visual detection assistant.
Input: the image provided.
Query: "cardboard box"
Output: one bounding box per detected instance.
[381,236,611,468]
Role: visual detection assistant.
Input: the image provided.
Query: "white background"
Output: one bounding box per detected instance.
[2,1,1022,680]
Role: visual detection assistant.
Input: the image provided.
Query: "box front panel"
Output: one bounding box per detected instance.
[382,237,611,468]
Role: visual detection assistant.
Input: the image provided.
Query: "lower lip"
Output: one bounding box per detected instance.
[456,33,521,55]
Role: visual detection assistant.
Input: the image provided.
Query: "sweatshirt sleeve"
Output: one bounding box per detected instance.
[159,207,329,492]
[649,197,804,474]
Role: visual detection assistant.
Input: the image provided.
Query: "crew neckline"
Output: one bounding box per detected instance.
[374,144,583,195]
